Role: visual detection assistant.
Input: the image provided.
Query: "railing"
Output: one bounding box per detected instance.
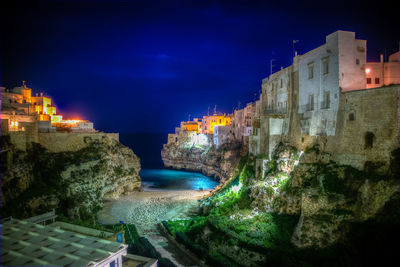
[315,127,327,135]
[299,104,314,112]
[320,101,330,109]
[263,108,287,115]
[25,209,57,224]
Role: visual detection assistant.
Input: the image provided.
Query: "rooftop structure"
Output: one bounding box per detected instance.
[1,218,157,267]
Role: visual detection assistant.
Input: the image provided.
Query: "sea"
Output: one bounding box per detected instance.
[119,133,218,191]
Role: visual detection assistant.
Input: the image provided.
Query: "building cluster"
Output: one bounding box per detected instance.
[167,102,262,149]
[1,83,95,134]
[169,31,400,170]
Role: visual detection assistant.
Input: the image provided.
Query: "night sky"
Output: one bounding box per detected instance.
[1,0,399,134]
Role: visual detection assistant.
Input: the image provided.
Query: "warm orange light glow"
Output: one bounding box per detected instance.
[202,114,232,134]
[365,68,371,74]
[60,119,83,124]
[51,115,63,124]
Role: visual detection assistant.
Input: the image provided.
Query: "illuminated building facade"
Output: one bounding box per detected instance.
[181,118,202,133]
[1,83,94,133]
[201,114,232,134]
[365,52,400,89]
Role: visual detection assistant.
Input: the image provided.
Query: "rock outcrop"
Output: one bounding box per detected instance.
[250,144,400,248]
[165,143,400,266]
[1,135,141,221]
[161,137,244,183]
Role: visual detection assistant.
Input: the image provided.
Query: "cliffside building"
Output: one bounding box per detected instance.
[1,83,94,133]
[201,113,232,135]
[180,118,202,133]
[258,30,400,170]
[214,125,233,147]
[232,102,257,147]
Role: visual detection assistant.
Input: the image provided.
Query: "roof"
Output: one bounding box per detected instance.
[1,219,127,267]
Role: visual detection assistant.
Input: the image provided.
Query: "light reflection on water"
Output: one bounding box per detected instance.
[140,169,219,191]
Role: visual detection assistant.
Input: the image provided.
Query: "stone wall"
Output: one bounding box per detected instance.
[333,85,399,168]
[7,121,39,151]
[38,132,119,152]
[287,85,399,170]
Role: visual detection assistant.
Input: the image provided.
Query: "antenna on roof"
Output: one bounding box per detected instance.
[270,59,275,75]
[293,40,299,62]
[208,106,210,116]
[214,105,217,114]
[22,80,26,87]
[188,114,191,121]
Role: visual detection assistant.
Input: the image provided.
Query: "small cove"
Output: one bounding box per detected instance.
[140,168,219,191]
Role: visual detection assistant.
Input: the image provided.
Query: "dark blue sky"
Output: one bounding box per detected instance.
[1,0,398,133]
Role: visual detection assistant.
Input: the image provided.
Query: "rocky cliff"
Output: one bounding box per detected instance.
[161,137,244,183]
[1,135,141,221]
[163,143,400,266]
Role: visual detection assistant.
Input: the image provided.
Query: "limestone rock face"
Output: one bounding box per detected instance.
[161,139,243,182]
[1,136,141,221]
[250,144,400,249]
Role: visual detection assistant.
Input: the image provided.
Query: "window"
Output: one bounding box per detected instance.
[356,58,360,65]
[349,113,355,121]
[308,63,314,79]
[366,78,372,84]
[364,132,375,149]
[322,57,329,74]
[375,78,380,84]
[280,79,283,88]
[322,91,330,109]
[308,94,314,111]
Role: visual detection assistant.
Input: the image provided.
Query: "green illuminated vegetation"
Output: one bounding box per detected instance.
[163,144,400,266]
[163,154,299,266]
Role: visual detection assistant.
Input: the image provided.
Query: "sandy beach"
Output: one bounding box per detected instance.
[98,189,211,234]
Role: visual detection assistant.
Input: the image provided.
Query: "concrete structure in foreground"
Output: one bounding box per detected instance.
[1,218,157,267]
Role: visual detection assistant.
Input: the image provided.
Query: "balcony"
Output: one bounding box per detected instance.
[263,108,287,115]
[320,101,330,109]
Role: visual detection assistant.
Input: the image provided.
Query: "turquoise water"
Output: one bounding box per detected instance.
[140,169,219,191]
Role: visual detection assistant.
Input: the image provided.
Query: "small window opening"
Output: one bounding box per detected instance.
[364,132,375,149]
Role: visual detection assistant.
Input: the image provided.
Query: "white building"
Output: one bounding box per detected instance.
[71,121,95,132]
[298,30,367,136]
[214,125,233,148]
[1,218,157,267]
[365,51,400,89]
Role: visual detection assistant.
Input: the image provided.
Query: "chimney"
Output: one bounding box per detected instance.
[380,54,384,63]
[40,92,43,97]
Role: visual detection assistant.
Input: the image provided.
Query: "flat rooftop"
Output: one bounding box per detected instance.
[1,218,127,266]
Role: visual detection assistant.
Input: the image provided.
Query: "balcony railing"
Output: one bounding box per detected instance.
[320,101,330,109]
[263,108,287,115]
